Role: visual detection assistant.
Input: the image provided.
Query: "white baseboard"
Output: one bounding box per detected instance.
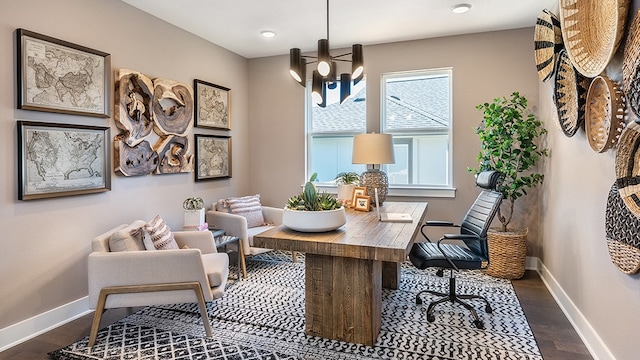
[535,259,616,360]
[0,296,90,352]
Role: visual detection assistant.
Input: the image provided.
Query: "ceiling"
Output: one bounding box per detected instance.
[121,0,557,59]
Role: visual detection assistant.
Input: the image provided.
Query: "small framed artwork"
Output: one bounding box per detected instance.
[354,195,371,211]
[351,186,367,208]
[17,121,111,200]
[16,28,111,117]
[194,79,231,130]
[194,134,232,181]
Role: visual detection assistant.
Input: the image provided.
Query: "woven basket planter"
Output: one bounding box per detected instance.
[483,228,528,280]
[585,75,626,153]
[559,0,629,78]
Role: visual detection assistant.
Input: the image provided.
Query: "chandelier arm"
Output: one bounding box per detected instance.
[332,52,353,59]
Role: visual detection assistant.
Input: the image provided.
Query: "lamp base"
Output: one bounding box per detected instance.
[360,170,389,206]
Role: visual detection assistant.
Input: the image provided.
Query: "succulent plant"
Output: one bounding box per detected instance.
[183,197,205,210]
[286,173,342,211]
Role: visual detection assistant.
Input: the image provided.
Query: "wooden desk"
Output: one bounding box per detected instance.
[253,202,428,345]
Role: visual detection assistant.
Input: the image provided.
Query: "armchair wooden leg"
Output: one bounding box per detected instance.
[292,251,298,263]
[88,282,213,347]
[238,240,247,279]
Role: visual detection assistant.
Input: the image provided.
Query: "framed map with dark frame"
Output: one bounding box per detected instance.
[16,28,111,117]
[194,79,231,130]
[17,121,111,200]
[194,134,232,181]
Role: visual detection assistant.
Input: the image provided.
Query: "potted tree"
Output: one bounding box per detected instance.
[468,91,549,279]
[334,171,360,205]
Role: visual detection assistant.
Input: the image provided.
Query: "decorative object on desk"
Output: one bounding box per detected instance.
[17,121,111,200]
[283,173,346,232]
[183,196,206,229]
[50,252,542,360]
[334,171,360,204]
[194,79,231,130]
[553,49,590,137]
[585,75,626,153]
[350,186,366,208]
[470,92,548,279]
[353,195,370,211]
[16,28,111,117]
[352,133,395,206]
[194,134,232,181]
[288,0,364,107]
[559,0,629,78]
[534,9,563,82]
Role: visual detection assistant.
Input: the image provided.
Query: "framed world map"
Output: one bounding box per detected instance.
[16,28,111,117]
[17,121,111,200]
[194,79,231,130]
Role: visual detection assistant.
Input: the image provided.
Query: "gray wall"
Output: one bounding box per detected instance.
[0,0,250,330]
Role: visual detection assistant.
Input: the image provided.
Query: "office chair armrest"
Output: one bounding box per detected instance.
[442,233,478,240]
[424,220,459,227]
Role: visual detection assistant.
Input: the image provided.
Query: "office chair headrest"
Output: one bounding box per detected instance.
[476,171,501,190]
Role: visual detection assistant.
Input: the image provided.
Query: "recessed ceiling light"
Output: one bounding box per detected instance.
[260,30,277,38]
[451,4,471,14]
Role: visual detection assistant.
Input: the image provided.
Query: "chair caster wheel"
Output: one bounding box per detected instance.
[416,296,422,305]
[427,314,435,322]
[485,305,493,313]
[473,320,484,329]
[436,269,444,277]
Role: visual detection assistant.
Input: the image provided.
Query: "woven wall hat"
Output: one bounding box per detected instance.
[623,9,640,118]
[534,9,563,82]
[553,49,590,137]
[606,183,640,274]
[615,122,640,217]
[585,75,626,153]
[559,0,629,78]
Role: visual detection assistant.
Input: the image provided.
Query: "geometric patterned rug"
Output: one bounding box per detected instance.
[50,251,542,360]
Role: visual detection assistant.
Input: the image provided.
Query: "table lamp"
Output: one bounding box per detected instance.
[352,133,395,205]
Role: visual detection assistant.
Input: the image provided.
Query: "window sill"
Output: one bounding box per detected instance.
[314,184,456,198]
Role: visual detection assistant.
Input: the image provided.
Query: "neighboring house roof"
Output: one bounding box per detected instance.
[311,75,449,133]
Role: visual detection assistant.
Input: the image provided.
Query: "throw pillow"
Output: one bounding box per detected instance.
[145,215,179,250]
[108,220,147,252]
[227,194,265,228]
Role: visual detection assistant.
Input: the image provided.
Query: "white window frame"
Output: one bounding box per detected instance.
[381,68,455,198]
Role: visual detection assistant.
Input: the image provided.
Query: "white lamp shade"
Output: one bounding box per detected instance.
[352,133,395,165]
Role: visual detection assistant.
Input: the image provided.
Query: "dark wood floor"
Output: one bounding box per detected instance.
[1,270,592,359]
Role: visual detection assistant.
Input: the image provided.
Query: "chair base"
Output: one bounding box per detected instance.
[416,274,492,329]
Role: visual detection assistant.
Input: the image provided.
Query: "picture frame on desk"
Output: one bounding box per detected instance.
[350,186,367,208]
[16,28,111,117]
[354,195,371,211]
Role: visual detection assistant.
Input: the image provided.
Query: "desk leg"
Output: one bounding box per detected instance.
[305,253,381,346]
[382,261,400,289]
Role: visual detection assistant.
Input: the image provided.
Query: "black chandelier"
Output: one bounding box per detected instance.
[289,0,364,107]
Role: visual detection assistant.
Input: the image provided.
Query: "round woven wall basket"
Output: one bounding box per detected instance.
[605,183,640,274]
[553,49,590,137]
[615,122,640,217]
[585,75,626,153]
[623,9,640,118]
[534,9,563,82]
[559,0,629,78]
[483,228,528,280]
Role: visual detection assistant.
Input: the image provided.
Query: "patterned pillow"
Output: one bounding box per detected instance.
[227,194,265,228]
[145,215,179,250]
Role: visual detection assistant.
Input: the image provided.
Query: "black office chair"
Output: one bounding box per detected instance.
[409,170,502,329]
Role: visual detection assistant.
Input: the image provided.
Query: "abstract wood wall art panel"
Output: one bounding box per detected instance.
[114,69,194,176]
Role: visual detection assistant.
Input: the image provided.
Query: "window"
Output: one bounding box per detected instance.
[307,78,366,183]
[381,69,452,189]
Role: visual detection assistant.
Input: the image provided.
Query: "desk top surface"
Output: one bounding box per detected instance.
[253,202,428,263]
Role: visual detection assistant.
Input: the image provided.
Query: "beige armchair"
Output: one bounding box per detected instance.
[88,221,229,346]
[206,202,296,278]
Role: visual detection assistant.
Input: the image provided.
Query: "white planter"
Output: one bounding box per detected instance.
[282,207,346,232]
[337,184,356,202]
[184,208,205,227]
